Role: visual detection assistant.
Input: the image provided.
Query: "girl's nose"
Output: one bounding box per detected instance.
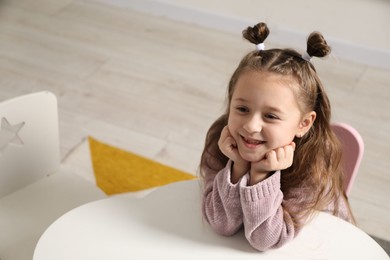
[243,116,262,133]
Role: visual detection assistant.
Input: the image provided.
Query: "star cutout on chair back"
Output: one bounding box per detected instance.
[0,117,25,155]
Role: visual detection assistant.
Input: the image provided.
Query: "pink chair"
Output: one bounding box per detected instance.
[331,123,364,196]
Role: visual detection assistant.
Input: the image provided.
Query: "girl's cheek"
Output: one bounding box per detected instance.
[227,124,239,143]
[227,118,234,133]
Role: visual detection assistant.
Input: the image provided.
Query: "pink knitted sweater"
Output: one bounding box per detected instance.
[202,160,352,251]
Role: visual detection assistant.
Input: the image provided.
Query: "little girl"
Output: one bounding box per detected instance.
[200,22,355,251]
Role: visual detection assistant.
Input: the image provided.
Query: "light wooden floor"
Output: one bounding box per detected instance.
[0,0,389,241]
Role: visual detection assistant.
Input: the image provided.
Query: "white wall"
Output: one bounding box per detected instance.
[98,0,390,69]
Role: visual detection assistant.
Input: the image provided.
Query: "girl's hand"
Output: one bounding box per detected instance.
[218,126,250,183]
[249,142,296,185]
[218,126,241,162]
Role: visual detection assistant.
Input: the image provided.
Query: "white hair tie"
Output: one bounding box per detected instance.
[301,51,311,61]
[256,43,265,51]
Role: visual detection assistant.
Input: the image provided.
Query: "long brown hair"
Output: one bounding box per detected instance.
[200,22,354,227]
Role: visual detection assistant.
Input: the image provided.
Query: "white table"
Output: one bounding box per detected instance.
[33,180,389,260]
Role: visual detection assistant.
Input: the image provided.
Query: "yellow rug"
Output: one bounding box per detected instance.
[88,137,197,195]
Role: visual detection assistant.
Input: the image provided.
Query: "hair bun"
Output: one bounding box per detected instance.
[243,22,270,45]
[306,32,331,58]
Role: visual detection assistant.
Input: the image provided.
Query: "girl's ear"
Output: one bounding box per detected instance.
[296,111,316,138]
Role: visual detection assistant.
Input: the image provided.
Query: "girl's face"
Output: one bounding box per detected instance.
[228,70,315,162]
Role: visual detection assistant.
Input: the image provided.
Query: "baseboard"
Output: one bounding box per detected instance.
[96,0,390,70]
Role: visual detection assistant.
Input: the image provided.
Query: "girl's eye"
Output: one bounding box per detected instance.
[265,114,279,120]
[236,106,249,113]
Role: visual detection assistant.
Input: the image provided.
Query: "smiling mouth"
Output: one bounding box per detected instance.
[241,136,266,147]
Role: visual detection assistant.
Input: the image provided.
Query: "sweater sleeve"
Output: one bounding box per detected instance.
[202,160,244,236]
[239,171,299,251]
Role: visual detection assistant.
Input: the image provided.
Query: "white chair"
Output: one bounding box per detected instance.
[0,92,106,260]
